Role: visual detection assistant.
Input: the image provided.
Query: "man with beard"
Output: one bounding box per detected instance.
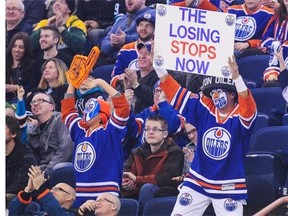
[111,10,155,77]
[32,26,72,86]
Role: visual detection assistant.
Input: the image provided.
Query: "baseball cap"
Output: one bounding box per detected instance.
[137,41,152,53]
[136,11,156,26]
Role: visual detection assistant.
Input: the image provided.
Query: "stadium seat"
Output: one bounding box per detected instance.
[283,113,288,126]
[249,126,288,154]
[237,55,270,87]
[244,153,287,212]
[118,198,139,216]
[48,162,76,189]
[142,196,176,216]
[251,87,287,125]
[245,126,288,212]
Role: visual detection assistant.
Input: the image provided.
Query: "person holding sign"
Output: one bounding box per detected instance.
[154,56,257,215]
[61,76,130,207]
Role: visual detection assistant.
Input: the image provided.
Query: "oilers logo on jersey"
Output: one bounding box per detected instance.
[202,127,231,160]
[235,16,256,41]
[224,198,238,212]
[74,142,96,172]
[179,192,193,206]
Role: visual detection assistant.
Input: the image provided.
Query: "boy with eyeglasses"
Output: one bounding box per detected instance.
[122,115,184,214]
[8,165,76,215]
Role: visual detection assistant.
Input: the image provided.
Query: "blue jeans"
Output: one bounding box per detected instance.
[138,183,159,215]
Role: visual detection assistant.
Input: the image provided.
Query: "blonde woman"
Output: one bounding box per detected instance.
[27,58,68,112]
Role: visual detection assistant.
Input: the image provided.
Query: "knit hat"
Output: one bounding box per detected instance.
[65,0,75,14]
[83,98,111,124]
[202,76,236,98]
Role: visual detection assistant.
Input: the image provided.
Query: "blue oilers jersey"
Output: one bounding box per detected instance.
[160,75,257,200]
[62,95,129,207]
[227,4,274,47]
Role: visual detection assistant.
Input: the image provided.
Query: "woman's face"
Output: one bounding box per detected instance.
[43,61,59,82]
[12,39,25,61]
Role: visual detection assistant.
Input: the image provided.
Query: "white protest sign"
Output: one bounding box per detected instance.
[153,4,236,78]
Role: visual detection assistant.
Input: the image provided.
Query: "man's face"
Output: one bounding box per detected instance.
[185,123,197,144]
[95,194,117,216]
[51,183,73,206]
[144,120,167,145]
[53,0,70,15]
[137,20,154,41]
[30,94,54,118]
[211,89,228,109]
[40,29,58,51]
[137,47,152,70]
[125,0,145,13]
[153,86,162,105]
[12,39,25,61]
[6,0,24,23]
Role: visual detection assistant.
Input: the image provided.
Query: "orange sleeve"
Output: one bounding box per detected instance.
[159,75,181,102]
[111,94,130,119]
[61,97,76,122]
[248,39,262,48]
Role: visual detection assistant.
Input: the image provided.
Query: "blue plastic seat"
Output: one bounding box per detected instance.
[142,196,177,216]
[237,55,270,87]
[48,162,76,189]
[118,198,139,216]
[251,87,287,125]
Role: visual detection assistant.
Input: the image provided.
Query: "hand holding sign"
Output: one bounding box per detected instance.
[66,46,100,88]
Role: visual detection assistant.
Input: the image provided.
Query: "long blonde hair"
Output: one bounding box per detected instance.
[38,58,68,89]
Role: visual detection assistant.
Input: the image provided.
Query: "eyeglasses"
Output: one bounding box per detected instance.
[6,7,22,12]
[30,98,52,106]
[51,187,70,194]
[96,198,115,204]
[144,127,165,133]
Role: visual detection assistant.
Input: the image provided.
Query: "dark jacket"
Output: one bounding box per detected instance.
[8,182,75,216]
[27,112,74,175]
[6,143,37,195]
[133,69,159,114]
[6,20,33,47]
[123,138,184,197]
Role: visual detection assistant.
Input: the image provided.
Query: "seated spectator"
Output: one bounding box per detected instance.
[30,0,87,57]
[172,122,198,183]
[122,42,159,114]
[25,92,74,175]
[8,165,76,216]
[261,1,288,83]
[6,0,33,47]
[26,58,68,112]
[122,115,184,214]
[6,116,37,204]
[226,0,274,58]
[31,26,72,84]
[23,0,46,26]
[76,0,126,47]
[61,77,130,207]
[112,10,155,77]
[77,193,121,216]
[6,32,35,104]
[95,0,155,68]
[122,81,188,160]
[271,46,288,102]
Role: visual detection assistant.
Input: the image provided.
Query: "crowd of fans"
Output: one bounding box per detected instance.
[5,0,288,215]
